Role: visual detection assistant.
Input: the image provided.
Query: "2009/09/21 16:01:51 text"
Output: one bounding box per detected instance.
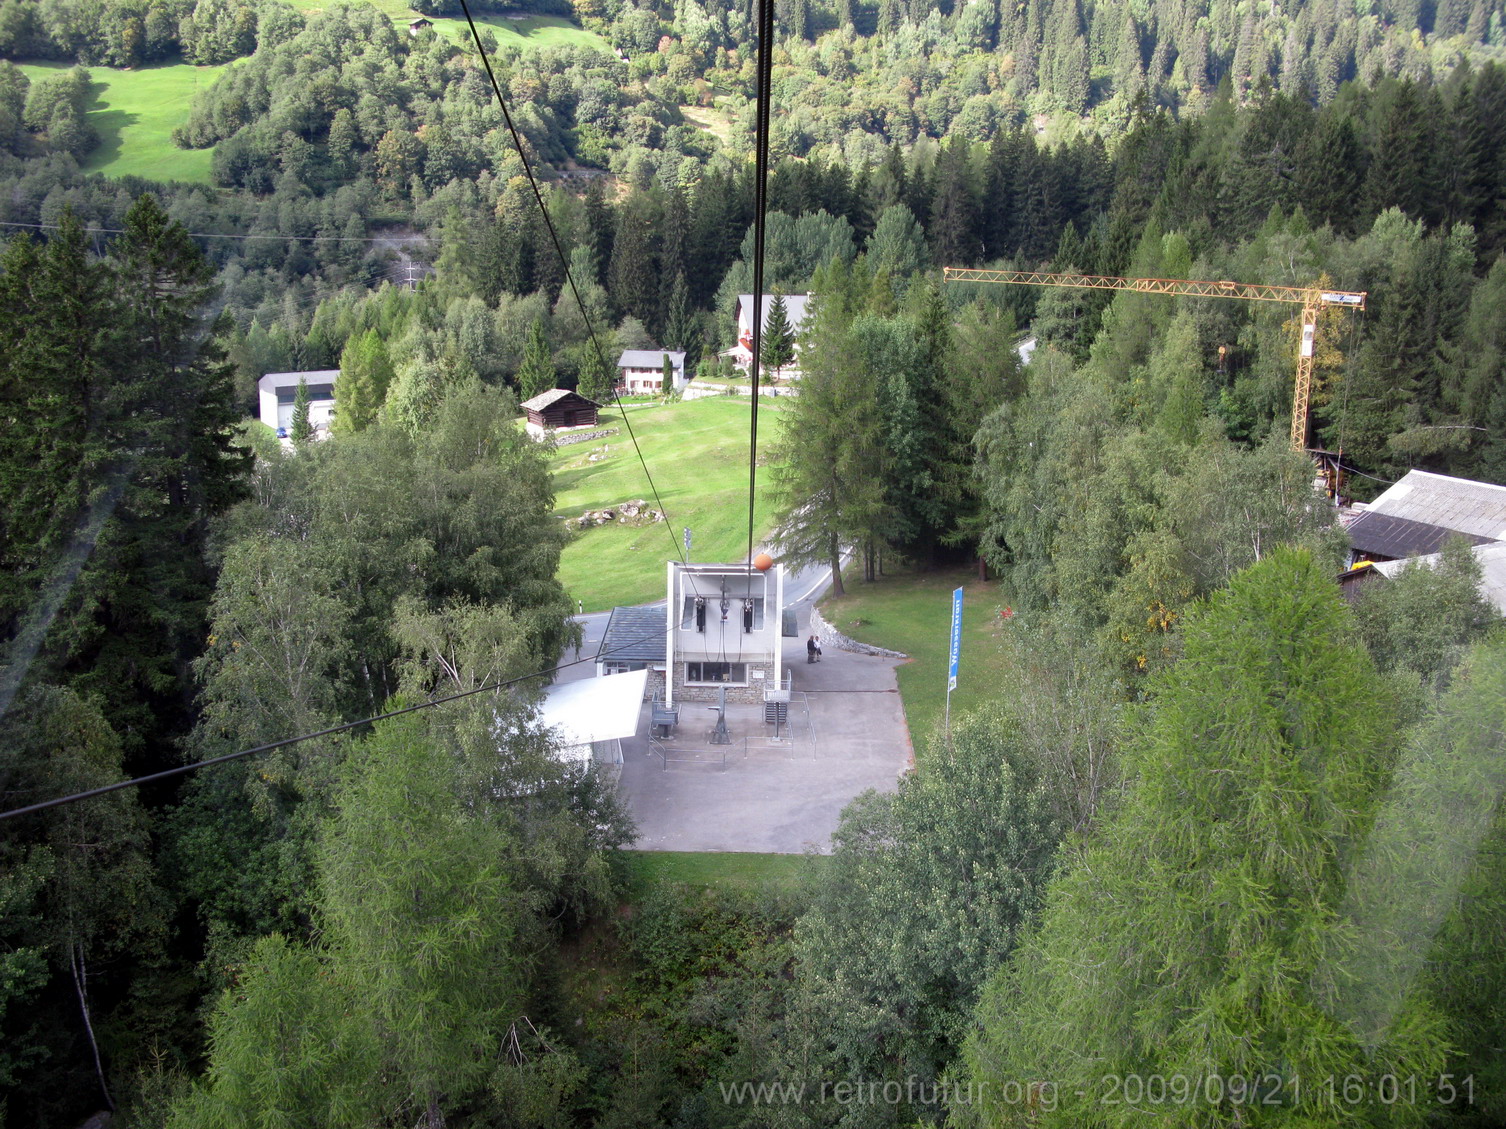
[1041,1073,1479,1109]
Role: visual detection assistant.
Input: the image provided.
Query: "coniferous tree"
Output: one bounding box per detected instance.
[0,212,113,652]
[964,549,1447,1128]
[335,328,394,434]
[663,271,698,359]
[517,317,556,401]
[290,376,313,443]
[761,290,796,381]
[82,194,248,761]
[577,341,614,403]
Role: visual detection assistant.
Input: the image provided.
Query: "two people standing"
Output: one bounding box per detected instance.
[806,634,822,663]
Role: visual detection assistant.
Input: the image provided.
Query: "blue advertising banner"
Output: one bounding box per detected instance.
[948,587,963,692]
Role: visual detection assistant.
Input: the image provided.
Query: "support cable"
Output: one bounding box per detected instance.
[744,0,776,576]
[457,0,684,565]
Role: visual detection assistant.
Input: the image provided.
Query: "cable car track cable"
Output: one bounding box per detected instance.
[456,0,684,566]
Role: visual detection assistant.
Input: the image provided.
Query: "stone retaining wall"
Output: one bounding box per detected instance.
[810,605,908,658]
[553,427,619,447]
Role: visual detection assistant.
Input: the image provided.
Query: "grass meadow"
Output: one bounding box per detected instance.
[17,60,227,183]
[619,850,819,892]
[13,4,604,187]
[550,397,786,612]
[281,0,610,51]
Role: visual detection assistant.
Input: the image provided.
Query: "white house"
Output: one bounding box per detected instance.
[726,293,811,374]
[258,369,338,436]
[617,349,687,394]
[663,561,787,706]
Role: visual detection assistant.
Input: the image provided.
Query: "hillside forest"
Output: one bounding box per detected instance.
[2,0,1506,1123]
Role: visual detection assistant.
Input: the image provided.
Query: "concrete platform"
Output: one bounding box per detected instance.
[616,632,912,854]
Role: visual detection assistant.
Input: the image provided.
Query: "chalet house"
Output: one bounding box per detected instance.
[1344,469,1506,566]
[258,369,337,437]
[662,561,787,705]
[520,388,601,437]
[726,293,811,373]
[407,17,433,35]
[616,349,686,394]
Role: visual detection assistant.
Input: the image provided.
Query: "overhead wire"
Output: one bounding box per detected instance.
[456,0,684,567]
[0,618,674,823]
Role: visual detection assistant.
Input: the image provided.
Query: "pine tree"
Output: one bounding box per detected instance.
[517,317,556,401]
[290,376,313,443]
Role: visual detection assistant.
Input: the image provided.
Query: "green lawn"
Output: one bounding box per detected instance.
[619,850,819,893]
[551,398,785,612]
[820,566,1014,753]
[282,0,609,51]
[18,61,226,183]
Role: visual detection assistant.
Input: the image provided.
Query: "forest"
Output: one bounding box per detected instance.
[2,0,1506,1121]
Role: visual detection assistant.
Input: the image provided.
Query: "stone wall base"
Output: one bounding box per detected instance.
[670,661,774,704]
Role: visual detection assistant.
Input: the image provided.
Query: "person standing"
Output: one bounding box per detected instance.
[807,635,817,663]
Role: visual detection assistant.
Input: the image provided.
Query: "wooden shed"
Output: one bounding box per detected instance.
[521,388,601,436]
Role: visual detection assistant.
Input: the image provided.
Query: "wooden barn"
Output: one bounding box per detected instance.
[521,388,601,437]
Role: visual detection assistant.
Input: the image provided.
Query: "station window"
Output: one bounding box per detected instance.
[686,662,747,684]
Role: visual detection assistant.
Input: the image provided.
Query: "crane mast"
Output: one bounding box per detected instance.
[941,268,1366,451]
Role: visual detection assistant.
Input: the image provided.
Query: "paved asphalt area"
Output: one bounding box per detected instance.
[558,569,913,855]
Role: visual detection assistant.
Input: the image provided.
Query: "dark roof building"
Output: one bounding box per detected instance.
[521,388,600,436]
[1345,469,1506,565]
[1345,510,1497,563]
[596,606,666,675]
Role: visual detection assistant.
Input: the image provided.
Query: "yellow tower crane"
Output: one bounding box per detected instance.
[941,268,1366,455]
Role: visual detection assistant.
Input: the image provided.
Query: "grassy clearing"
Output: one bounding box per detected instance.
[17,61,226,183]
[678,103,734,146]
[551,397,785,612]
[282,0,609,51]
[820,566,1014,753]
[619,850,819,893]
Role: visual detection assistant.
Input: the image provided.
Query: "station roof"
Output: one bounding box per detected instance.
[597,605,667,666]
[537,669,648,758]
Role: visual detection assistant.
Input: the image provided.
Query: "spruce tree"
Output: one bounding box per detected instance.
[0,213,114,649]
[576,342,613,403]
[663,270,698,358]
[290,377,313,443]
[517,317,556,401]
[93,193,249,760]
[761,291,796,381]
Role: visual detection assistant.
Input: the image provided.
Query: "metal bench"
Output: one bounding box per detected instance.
[650,704,679,738]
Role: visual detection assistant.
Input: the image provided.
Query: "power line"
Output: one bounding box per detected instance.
[0,620,668,823]
[0,219,420,245]
[456,0,685,567]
